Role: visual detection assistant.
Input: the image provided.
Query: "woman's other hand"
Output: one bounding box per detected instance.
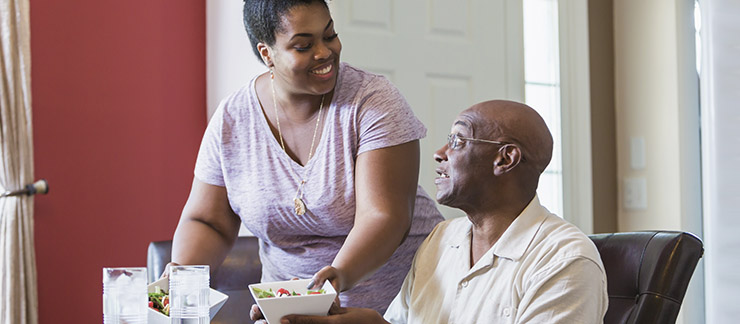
[308,266,345,305]
[251,304,266,323]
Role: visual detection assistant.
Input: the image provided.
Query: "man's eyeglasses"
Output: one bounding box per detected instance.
[446,133,507,150]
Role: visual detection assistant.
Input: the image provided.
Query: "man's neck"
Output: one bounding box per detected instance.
[466,194,534,267]
[468,212,516,267]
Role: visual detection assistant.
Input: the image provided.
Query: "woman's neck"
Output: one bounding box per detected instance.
[269,75,333,122]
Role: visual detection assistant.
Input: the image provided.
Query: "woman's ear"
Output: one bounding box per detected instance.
[257,42,273,67]
[493,144,522,176]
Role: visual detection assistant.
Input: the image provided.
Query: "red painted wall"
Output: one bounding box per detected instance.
[30,1,206,322]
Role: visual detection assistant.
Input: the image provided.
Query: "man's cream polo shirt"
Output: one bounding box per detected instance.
[384,196,608,324]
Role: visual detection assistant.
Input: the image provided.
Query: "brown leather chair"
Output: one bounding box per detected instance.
[147,236,262,323]
[589,231,703,324]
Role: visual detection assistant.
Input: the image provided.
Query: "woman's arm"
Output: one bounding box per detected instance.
[169,178,242,275]
[313,140,420,291]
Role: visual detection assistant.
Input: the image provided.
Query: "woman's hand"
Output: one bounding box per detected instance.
[250,304,266,323]
[308,266,345,306]
[308,266,345,292]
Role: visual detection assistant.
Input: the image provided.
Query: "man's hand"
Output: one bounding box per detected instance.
[281,305,388,324]
[252,302,387,324]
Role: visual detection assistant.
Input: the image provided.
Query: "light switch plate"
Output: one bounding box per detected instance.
[624,177,648,210]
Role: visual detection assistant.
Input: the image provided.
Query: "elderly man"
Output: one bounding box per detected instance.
[263,100,608,323]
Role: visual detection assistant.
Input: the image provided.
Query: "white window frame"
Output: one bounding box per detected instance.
[557,0,594,234]
[699,0,738,322]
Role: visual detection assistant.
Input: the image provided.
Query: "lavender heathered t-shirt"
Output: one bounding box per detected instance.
[194,63,443,312]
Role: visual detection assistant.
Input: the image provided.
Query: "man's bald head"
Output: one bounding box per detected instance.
[466,100,553,176]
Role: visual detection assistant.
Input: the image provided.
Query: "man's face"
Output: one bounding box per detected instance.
[433,111,499,208]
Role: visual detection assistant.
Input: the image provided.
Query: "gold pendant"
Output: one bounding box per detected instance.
[294,197,306,215]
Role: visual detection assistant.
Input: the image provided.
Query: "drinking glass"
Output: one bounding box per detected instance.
[102,267,148,324]
[169,265,209,324]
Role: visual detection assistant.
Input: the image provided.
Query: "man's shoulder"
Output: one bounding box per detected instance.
[530,214,603,268]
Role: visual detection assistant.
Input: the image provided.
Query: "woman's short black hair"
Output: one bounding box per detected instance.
[243,0,329,64]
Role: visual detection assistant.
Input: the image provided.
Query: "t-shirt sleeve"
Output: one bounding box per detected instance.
[193,103,226,187]
[356,76,426,155]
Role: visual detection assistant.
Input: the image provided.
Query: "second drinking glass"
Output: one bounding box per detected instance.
[169,265,210,324]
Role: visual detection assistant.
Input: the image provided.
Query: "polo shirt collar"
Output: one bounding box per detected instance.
[449,195,548,270]
[490,195,547,261]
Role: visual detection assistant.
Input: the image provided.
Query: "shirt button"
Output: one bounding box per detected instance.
[461,280,469,288]
[503,307,511,317]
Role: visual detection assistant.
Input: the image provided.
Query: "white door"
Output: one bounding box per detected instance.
[330,0,525,218]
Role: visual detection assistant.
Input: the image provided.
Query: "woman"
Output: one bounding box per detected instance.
[169,0,443,313]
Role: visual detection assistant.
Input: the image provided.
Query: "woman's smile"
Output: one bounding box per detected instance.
[310,62,336,81]
[311,63,332,75]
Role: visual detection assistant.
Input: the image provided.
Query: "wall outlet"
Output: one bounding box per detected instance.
[623,177,648,210]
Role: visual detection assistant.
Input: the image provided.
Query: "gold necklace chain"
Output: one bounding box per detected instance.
[271,72,325,215]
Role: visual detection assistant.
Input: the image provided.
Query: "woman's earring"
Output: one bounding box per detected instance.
[270,69,274,79]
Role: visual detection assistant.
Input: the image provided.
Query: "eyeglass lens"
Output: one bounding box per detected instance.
[447,134,460,149]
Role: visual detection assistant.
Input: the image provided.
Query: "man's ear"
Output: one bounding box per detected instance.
[257,42,273,67]
[493,144,522,176]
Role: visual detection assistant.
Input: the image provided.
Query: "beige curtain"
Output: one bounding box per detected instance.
[0,0,38,323]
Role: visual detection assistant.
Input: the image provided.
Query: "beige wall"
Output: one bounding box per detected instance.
[587,0,702,242]
[614,0,682,231]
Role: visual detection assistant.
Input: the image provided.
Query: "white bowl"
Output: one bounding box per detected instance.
[249,279,337,324]
[147,277,228,324]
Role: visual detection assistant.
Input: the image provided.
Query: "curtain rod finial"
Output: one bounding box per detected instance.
[1,179,49,198]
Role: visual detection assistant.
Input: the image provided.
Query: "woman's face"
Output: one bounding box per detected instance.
[266,2,342,97]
